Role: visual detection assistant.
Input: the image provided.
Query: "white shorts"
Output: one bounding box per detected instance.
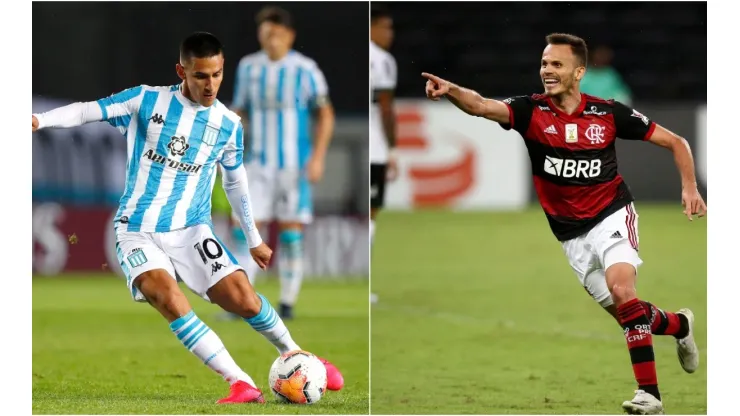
[115,224,243,303]
[561,203,643,308]
[245,164,313,224]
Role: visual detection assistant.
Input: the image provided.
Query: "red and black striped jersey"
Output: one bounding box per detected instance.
[499,93,656,241]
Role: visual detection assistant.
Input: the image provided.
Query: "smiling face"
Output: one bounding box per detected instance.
[540,44,586,97]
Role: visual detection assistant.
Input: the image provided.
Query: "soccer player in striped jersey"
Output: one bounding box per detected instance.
[422,33,705,414]
[31,32,343,403]
[229,6,335,320]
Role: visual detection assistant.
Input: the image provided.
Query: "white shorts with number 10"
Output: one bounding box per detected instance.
[115,224,243,302]
[561,203,643,308]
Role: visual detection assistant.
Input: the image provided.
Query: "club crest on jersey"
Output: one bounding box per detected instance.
[167,135,189,157]
[585,124,605,144]
[202,125,220,146]
[565,124,578,143]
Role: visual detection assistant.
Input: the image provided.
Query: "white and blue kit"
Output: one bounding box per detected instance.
[33,84,263,302]
[232,50,329,225]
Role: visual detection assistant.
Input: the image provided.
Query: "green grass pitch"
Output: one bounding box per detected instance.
[33,276,369,414]
[371,204,706,415]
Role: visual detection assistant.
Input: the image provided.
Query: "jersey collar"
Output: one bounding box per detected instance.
[174,83,212,110]
[546,93,587,121]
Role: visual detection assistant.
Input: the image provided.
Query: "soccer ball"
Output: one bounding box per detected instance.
[268,350,327,404]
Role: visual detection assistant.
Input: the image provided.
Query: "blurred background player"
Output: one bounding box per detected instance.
[369,5,398,304]
[580,44,633,104]
[422,32,705,414]
[229,6,335,320]
[31,31,343,403]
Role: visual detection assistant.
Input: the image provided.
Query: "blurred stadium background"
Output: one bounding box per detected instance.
[32,2,368,414]
[371,2,707,415]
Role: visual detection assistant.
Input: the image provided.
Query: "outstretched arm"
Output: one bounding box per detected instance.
[32,101,104,131]
[422,72,510,123]
[33,85,143,132]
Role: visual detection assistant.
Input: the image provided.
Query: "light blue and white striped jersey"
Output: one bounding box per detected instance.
[96,84,244,233]
[232,50,329,170]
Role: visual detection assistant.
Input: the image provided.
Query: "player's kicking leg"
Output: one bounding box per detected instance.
[207,270,345,391]
[215,217,264,322]
[134,271,265,404]
[118,232,264,404]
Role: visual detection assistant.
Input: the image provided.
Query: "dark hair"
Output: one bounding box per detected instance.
[371,4,391,23]
[255,6,293,29]
[545,33,588,67]
[180,32,224,61]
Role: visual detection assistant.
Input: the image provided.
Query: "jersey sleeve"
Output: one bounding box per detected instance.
[304,63,330,108]
[612,100,656,141]
[219,121,244,170]
[498,95,535,135]
[95,85,144,134]
[374,54,397,91]
[232,61,251,112]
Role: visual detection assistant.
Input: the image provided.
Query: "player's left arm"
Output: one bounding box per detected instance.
[219,122,264,249]
[613,101,706,220]
[306,63,335,183]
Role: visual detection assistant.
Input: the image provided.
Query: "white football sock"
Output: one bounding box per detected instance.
[169,310,255,386]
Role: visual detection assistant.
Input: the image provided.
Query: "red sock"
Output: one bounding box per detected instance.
[640,301,688,338]
[617,298,660,401]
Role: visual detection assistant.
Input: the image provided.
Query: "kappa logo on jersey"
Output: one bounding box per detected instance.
[544,156,602,179]
[583,105,607,116]
[127,248,148,267]
[149,113,164,124]
[202,125,220,146]
[144,149,203,174]
[211,261,224,275]
[585,124,606,144]
[631,109,650,126]
[167,135,190,156]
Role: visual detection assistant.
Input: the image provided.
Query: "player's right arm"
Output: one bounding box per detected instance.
[421,72,510,123]
[32,86,143,132]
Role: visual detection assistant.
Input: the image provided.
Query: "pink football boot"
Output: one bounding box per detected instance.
[317,357,345,391]
[216,380,266,404]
